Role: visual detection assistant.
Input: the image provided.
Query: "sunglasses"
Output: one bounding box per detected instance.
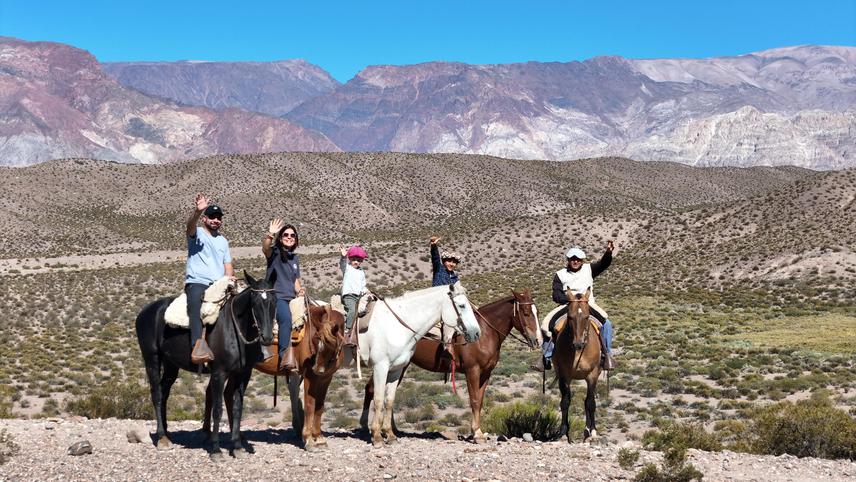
[281,232,296,238]
[207,215,223,220]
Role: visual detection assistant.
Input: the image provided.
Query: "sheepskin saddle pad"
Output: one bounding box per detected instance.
[164,277,235,329]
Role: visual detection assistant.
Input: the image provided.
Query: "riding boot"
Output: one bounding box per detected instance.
[191,338,214,365]
[531,338,553,372]
[600,336,617,370]
[344,326,358,348]
[278,346,297,372]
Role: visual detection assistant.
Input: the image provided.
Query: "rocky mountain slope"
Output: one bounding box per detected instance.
[287,46,856,169]
[103,59,340,116]
[0,37,337,166]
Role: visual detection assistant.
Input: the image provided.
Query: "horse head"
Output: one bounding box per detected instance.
[567,288,591,350]
[311,305,344,375]
[510,288,540,349]
[244,270,276,346]
[443,282,481,343]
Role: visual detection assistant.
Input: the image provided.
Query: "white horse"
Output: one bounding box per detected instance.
[359,282,481,447]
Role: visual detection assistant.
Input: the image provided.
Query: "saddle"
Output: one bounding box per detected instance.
[164,277,235,329]
[331,293,377,333]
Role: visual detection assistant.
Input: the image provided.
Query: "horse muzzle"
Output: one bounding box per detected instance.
[464,326,481,343]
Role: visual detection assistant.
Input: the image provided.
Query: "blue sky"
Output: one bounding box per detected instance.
[1,0,854,82]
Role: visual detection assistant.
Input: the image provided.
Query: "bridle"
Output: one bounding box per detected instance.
[230,286,276,346]
[568,297,591,348]
[474,298,536,347]
[378,285,471,344]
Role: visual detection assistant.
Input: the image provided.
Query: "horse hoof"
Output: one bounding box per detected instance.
[371,438,384,448]
[231,448,248,459]
[304,441,317,452]
[384,436,398,445]
[209,451,226,463]
[156,436,172,451]
[314,438,328,448]
[473,435,486,444]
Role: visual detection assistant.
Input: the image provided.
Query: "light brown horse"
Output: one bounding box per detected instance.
[553,288,602,442]
[360,289,540,442]
[205,304,345,450]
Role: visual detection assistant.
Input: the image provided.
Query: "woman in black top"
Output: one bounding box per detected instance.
[262,218,304,371]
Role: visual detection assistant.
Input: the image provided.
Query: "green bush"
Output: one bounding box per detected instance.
[481,398,563,441]
[66,379,153,419]
[618,447,640,470]
[748,395,856,460]
[633,447,703,482]
[643,421,722,452]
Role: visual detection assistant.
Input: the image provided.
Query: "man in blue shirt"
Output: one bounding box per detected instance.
[186,193,234,364]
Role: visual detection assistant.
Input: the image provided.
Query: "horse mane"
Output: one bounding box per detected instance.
[387,283,463,303]
[478,294,516,310]
[320,316,338,346]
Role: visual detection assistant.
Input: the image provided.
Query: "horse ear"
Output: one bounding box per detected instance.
[244,270,257,286]
[584,287,591,300]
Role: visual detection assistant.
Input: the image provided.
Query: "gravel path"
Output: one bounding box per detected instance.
[1,419,854,481]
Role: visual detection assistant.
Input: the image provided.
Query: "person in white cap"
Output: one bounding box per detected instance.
[534,240,616,371]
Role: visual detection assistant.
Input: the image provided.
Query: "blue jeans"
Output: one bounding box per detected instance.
[276,298,293,359]
[602,318,613,354]
[542,318,614,361]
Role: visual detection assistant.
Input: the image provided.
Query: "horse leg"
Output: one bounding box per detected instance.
[558,375,572,443]
[370,365,389,447]
[311,376,334,448]
[382,368,403,444]
[391,363,409,435]
[208,371,226,461]
[583,376,598,441]
[228,371,253,458]
[158,361,179,443]
[302,375,317,450]
[143,354,170,450]
[359,374,374,432]
[202,379,214,444]
[464,367,485,443]
[287,374,304,437]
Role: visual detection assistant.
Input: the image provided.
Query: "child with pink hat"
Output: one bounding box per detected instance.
[340,244,368,345]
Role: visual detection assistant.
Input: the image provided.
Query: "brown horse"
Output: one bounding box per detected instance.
[205,304,345,450]
[360,289,540,442]
[553,288,602,442]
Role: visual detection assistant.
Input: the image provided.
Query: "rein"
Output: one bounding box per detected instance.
[473,300,532,346]
[376,287,470,345]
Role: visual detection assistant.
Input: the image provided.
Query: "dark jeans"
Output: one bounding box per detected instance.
[185,282,209,348]
[276,298,293,358]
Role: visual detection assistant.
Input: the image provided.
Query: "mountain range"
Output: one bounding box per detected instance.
[1,36,854,168]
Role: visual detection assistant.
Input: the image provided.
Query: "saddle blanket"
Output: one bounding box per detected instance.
[164,277,235,329]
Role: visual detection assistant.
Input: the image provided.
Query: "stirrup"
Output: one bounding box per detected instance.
[191,339,214,364]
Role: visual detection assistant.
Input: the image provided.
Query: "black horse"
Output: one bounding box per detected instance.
[135,271,275,460]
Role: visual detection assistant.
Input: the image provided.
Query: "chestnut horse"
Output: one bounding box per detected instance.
[553,288,602,442]
[205,304,345,450]
[360,289,540,442]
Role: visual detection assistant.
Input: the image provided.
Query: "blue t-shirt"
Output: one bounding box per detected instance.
[186,226,232,285]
